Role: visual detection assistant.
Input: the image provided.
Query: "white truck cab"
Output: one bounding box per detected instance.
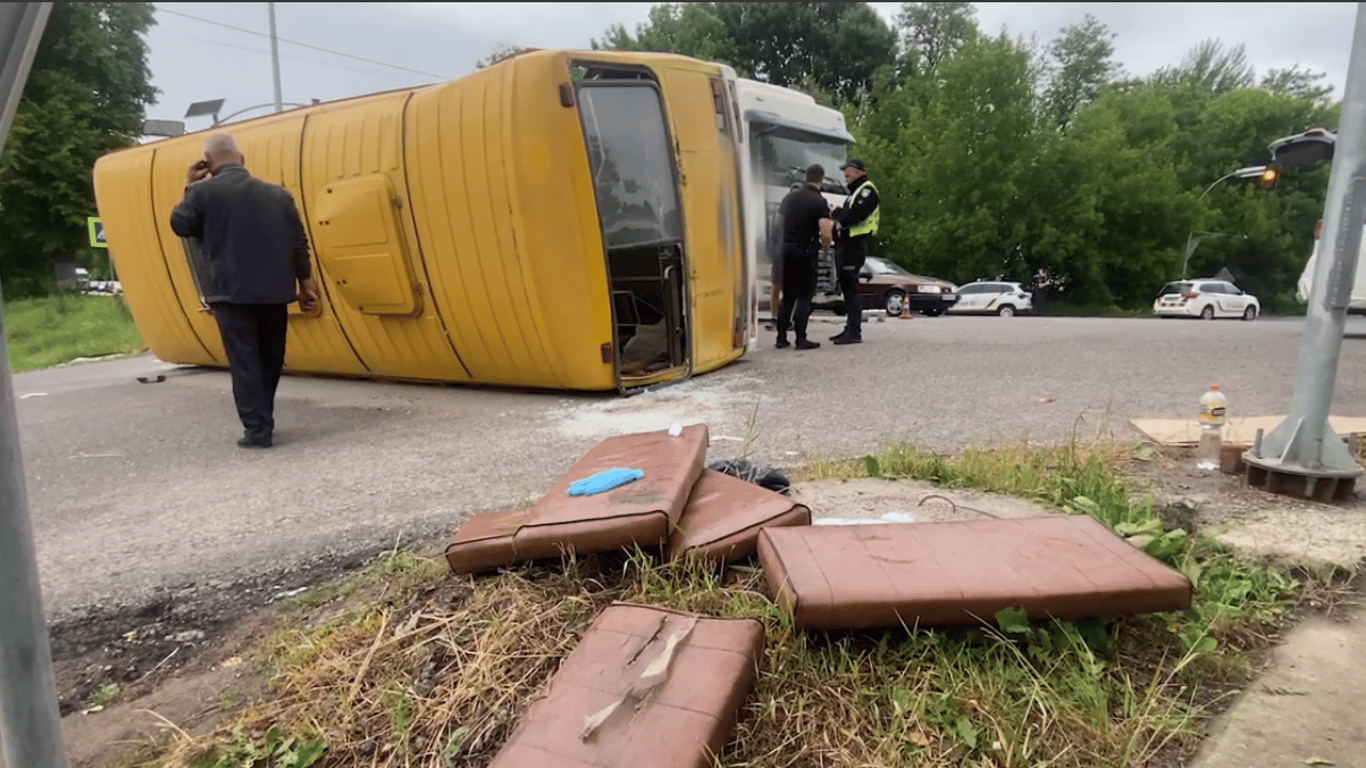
[730,78,856,346]
[1296,217,1366,314]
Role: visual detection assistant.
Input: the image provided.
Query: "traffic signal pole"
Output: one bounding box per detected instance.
[1244,2,1366,501]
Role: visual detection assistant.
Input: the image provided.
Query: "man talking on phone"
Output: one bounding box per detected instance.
[170,133,320,449]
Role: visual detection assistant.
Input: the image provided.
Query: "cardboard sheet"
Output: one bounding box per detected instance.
[1129,415,1366,446]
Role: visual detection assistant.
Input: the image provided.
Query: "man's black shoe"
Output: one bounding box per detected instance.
[830,332,846,342]
[795,339,820,350]
[775,337,791,349]
[237,436,273,449]
[832,335,862,345]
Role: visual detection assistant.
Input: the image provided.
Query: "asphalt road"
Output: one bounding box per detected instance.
[16,313,1366,625]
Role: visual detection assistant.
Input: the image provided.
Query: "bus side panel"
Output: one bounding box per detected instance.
[223,118,369,376]
[505,52,616,389]
[659,65,746,374]
[404,55,613,390]
[92,149,219,365]
[299,92,472,381]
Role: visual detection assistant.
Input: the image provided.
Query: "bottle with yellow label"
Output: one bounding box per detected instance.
[1196,384,1227,470]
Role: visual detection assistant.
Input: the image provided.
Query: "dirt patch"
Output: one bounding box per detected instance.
[791,476,1056,522]
[35,533,445,768]
[1122,445,1366,573]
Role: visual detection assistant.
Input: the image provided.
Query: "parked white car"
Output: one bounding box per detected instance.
[947,281,1033,316]
[1153,279,1259,320]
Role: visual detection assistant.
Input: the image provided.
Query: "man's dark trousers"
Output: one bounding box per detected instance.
[212,303,289,442]
[836,238,867,339]
[776,243,817,342]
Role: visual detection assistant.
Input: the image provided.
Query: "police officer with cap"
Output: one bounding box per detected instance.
[828,157,880,344]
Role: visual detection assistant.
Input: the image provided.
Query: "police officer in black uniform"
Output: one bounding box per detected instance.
[775,165,833,350]
[829,158,880,344]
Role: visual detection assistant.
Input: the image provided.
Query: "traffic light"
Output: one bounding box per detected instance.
[1256,166,1280,189]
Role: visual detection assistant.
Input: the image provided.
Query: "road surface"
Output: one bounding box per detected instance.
[16,314,1366,627]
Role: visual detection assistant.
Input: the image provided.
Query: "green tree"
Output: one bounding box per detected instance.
[1260,65,1334,104]
[0,2,158,297]
[860,32,1047,284]
[1041,14,1122,132]
[894,2,978,73]
[593,3,896,103]
[1064,85,1194,305]
[1152,39,1255,94]
[592,3,735,64]
[475,42,526,69]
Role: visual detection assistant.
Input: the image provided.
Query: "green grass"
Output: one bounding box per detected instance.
[4,293,146,372]
[143,440,1303,768]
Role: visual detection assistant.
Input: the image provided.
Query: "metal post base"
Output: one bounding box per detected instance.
[1241,416,1364,503]
[1244,458,1359,502]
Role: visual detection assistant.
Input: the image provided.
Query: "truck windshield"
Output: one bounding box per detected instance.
[752,125,849,195]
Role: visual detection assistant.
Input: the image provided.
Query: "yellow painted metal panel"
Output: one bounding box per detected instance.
[299,91,471,381]
[503,52,616,388]
[92,149,217,364]
[658,66,747,374]
[226,117,370,376]
[312,175,420,316]
[403,53,613,390]
[146,116,371,377]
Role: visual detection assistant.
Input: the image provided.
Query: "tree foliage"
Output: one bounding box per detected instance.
[593,2,895,102]
[590,4,1341,312]
[475,42,526,70]
[1041,14,1122,132]
[894,2,978,73]
[0,2,158,297]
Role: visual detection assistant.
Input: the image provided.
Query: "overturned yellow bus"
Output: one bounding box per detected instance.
[93,49,752,392]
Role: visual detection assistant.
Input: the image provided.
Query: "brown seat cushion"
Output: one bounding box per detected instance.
[757,515,1193,631]
[446,425,709,574]
[488,603,765,768]
[667,469,810,565]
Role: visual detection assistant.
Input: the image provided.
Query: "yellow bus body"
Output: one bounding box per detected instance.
[92,49,750,392]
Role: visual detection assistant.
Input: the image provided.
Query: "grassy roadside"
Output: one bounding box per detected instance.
[4,293,146,373]
[131,439,1324,768]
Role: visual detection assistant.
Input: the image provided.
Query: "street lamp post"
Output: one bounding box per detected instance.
[1182,231,1250,279]
[268,2,283,114]
[1181,165,1268,278]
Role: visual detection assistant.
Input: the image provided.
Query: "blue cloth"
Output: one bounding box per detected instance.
[568,467,644,496]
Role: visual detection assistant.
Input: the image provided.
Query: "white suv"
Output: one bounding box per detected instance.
[1153,279,1259,320]
[948,281,1033,316]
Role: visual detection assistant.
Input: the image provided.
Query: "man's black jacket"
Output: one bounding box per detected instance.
[170,164,312,304]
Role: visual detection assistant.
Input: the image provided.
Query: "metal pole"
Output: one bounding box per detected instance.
[1245,1,1366,500]
[268,2,283,113]
[1184,174,1241,277]
[0,3,68,768]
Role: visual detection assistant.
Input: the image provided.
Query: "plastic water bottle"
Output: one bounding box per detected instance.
[1196,384,1227,471]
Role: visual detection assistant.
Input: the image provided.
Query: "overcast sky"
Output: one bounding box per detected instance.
[144,2,1357,129]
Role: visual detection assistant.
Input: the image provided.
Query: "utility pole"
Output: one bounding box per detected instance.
[268,2,283,113]
[1244,2,1366,501]
[0,3,69,768]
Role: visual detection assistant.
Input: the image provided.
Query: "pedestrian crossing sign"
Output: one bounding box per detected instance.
[88,216,107,249]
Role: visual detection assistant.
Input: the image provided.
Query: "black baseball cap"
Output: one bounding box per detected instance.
[840,158,866,171]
